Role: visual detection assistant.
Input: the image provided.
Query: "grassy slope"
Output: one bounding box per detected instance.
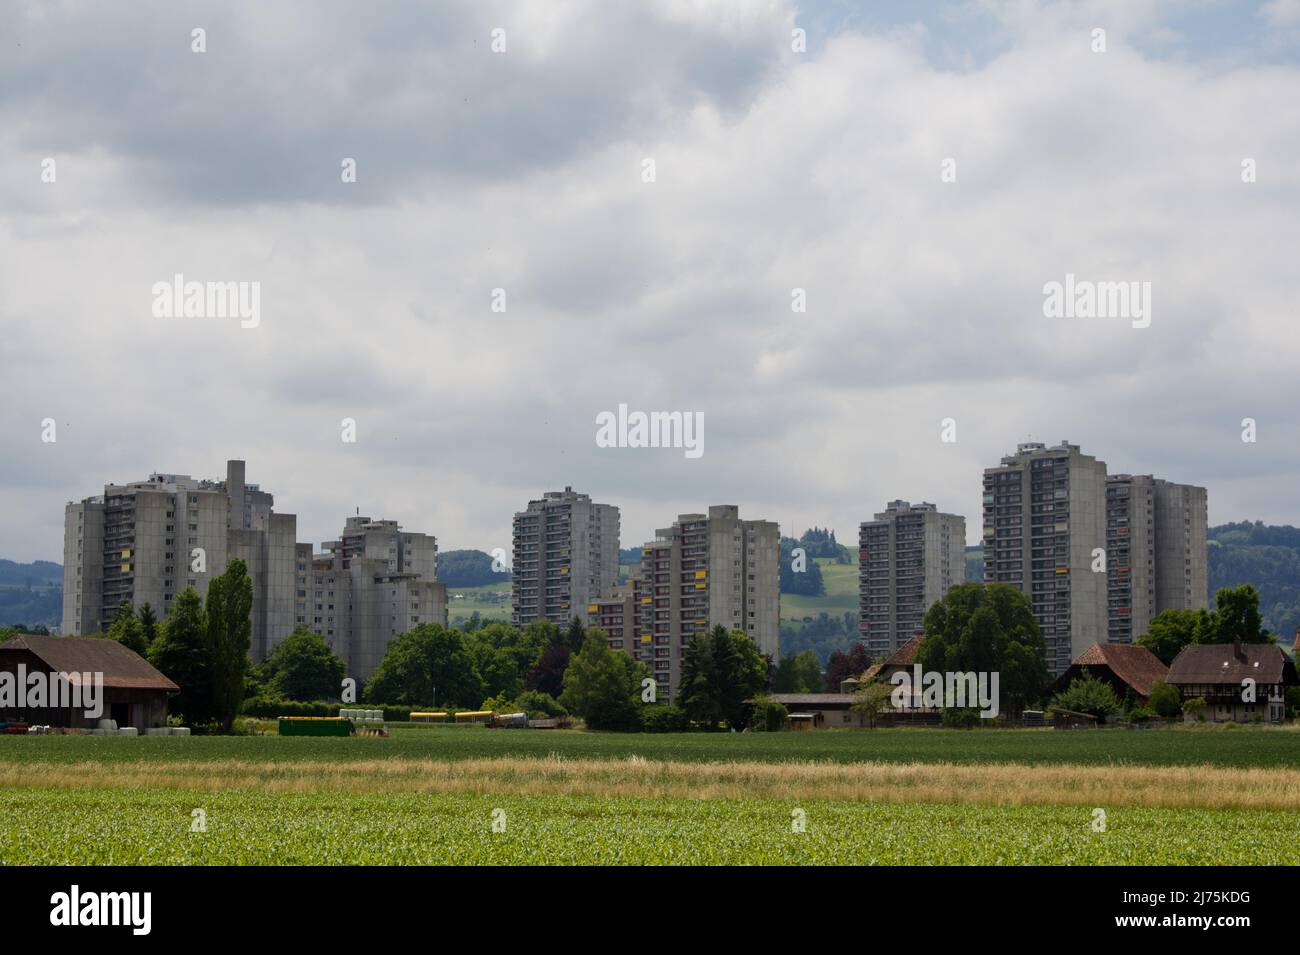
[780,556,858,624]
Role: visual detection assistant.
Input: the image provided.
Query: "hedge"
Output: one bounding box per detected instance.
[240,698,415,721]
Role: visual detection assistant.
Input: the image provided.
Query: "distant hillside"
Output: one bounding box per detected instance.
[0,559,63,628]
[436,550,510,588]
[1208,522,1300,641]
[960,526,1300,641]
[0,559,62,587]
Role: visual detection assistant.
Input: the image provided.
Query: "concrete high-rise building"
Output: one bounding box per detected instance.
[587,574,644,664]
[638,505,779,703]
[62,460,297,660]
[1106,475,1208,643]
[982,441,1108,674]
[858,500,966,657]
[511,488,620,628]
[297,516,447,680]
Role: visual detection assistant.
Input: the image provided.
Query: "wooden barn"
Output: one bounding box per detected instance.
[1049,642,1169,703]
[0,633,178,731]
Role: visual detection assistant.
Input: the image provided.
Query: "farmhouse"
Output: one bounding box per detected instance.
[0,633,177,731]
[767,693,867,728]
[1049,642,1168,703]
[1166,641,1296,724]
[840,634,924,693]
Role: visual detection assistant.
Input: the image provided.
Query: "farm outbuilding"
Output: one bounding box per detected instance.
[0,633,178,731]
[1049,643,1169,703]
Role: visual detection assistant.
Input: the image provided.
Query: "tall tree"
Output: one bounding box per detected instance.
[559,629,646,731]
[564,616,586,654]
[918,582,1048,715]
[363,623,483,707]
[107,601,147,656]
[204,559,254,733]
[147,588,211,724]
[1203,584,1272,645]
[824,642,872,692]
[257,626,346,701]
[524,644,571,698]
[773,650,822,693]
[677,625,768,730]
[138,603,159,647]
[1137,608,1210,665]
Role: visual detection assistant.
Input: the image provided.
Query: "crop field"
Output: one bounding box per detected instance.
[2,726,1297,865]
[3,724,1298,768]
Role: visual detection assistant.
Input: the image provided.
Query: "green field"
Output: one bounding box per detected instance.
[3,724,1300,768]
[446,582,511,623]
[3,726,1297,865]
[780,557,858,624]
[3,788,1293,865]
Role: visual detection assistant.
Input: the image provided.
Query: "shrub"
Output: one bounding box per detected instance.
[514,690,568,719]
[749,695,788,732]
[940,707,981,729]
[1146,681,1182,718]
[1182,697,1207,722]
[640,705,690,733]
[239,697,412,721]
[1050,673,1122,723]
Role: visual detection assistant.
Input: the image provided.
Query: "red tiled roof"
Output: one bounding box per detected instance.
[0,634,179,691]
[859,634,924,682]
[1071,643,1169,696]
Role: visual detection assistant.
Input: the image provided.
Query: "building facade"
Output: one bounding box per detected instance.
[1105,475,1208,643]
[296,516,447,681]
[62,460,297,660]
[858,500,966,657]
[983,442,1108,674]
[638,505,779,703]
[512,488,620,628]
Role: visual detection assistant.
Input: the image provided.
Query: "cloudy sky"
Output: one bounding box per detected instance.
[3,0,1299,564]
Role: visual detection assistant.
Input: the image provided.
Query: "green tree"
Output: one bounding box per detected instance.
[1203,584,1272,645]
[147,588,211,725]
[1050,672,1121,722]
[258,627,346,701]
[1146,680,1182,718]
[749,694,789,731]
[1137,608,1209,665]
[107,602,147,656]
[773,650,822,693]
[138,603,158,647]
[676,625,768,730]
[363,624,483,707]
[918,582,1048,715]
[851,681,894,728]
[559,629,647,731]
[563,616,586,654]
[204,559,254,734]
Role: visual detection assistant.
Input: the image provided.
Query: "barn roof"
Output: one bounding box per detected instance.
[1166,642,1294,686]
[768,693,856,706]
[861,634,924,681]
[1069,643,1169,696]
[0,634,179,691]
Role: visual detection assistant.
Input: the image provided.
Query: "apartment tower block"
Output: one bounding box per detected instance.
[858,500,966,657]
[512,488,620,628]
[638,505,780,703]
